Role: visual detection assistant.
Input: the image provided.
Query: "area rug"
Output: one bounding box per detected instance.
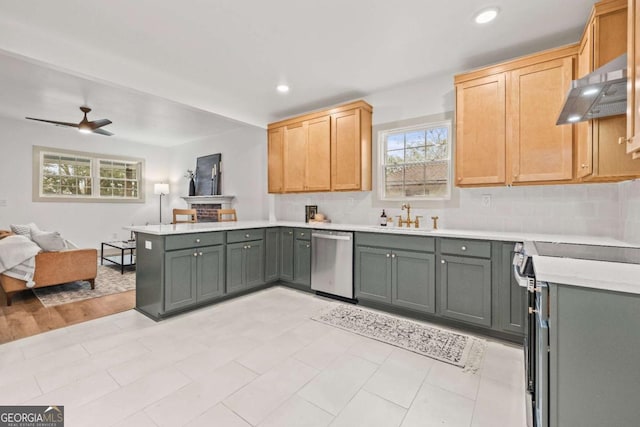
[33,265,135,307]
[313,304,486,372]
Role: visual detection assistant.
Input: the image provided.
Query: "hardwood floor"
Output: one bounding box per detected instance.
[0,288,135,344]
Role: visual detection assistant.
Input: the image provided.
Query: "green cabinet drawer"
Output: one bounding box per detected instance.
[355,232,435,252]
[440,238,491,258]
[295,228,311,240]
[165,232,224,251]
[227,228,265,243]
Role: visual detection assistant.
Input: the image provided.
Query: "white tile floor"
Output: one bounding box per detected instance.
[0,287,527,427]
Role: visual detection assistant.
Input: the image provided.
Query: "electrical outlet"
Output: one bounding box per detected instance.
[145,241,152,250]
[481,194,491,208]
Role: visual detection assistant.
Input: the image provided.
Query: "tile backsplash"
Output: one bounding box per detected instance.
[274,182,622,238]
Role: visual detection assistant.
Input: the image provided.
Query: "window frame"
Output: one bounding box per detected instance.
[32,146,145,203]
[377,119,453,202]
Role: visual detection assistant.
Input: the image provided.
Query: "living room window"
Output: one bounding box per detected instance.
[378,120,452,201]
[33,146,145,203]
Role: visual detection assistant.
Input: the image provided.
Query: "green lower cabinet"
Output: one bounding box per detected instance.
[439,254,492,327]
[226,240,265,293]
[355,246,392,304]
[165,245,225,312]
[165,248,198,312]
[392,250,436,314]
[197,245,225,303]
[245,240,265,288]
[265,228,280,282]
[497,242,525,334]
[280,228,295,282]
[293,239,311,287]
[226,242,245,294]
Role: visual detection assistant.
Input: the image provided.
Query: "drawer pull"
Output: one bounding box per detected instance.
[306,244,310,248]
[195,238,201,243]
[245,233,250,238]
[461,246,467,251]
[300,232,305,236]
[243,245,247,249]
[288,231,293,235]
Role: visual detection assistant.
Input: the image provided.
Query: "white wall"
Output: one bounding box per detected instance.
[620,180,640,243]
[0,116,170,248]
[166,125,268,221]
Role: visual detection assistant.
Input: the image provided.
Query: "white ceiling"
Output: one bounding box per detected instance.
[0,0,596,145]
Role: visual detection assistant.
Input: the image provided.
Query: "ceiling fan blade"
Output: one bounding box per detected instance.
[92,128,114,136]
[25,117,79,128]
[88,119,112,129]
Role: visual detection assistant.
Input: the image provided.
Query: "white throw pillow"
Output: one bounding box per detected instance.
[10,223,40,238]
[31,229,66,252]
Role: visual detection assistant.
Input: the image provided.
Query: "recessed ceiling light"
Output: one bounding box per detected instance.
[567,115,581,122]
[276,84,290,93]
[474,8,499,24]
[582,88,599,96]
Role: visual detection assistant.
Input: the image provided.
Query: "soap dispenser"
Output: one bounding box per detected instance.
[379,209,387,226]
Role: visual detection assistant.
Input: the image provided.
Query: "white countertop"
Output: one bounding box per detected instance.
[531,255,640,295]
[127,220,631,245]
[522,241,640,295]
[127,220,640,294]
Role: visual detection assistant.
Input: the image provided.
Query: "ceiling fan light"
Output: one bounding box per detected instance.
[78,127,92,134]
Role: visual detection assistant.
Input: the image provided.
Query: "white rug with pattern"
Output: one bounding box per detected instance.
[33,265,135,307]
[313,304,486,372]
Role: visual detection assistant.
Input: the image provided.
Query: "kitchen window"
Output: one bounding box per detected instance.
[33,146,145,203]
[378,120,452,201]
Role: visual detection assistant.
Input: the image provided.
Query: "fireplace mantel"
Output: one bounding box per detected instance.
[181,195,235,207]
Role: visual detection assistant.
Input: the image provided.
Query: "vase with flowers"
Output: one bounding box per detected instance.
[184,170,196,196]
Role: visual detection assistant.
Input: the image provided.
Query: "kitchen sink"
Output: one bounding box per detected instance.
[364,225,431,233]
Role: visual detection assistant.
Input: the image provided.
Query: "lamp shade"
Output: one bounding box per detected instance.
[154,183,170,195]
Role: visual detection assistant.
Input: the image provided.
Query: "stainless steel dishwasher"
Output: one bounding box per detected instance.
[311,230,354,299]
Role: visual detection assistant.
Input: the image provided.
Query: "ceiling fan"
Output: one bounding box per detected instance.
[26,106,114,136]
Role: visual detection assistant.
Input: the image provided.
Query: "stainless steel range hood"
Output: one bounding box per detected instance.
[556,54,627,125]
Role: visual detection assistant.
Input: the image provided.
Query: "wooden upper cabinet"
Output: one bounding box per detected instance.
[283,123,306,192]
[267,100,372,194]
[455,45,576,187]
[305,116,331,191]
[577,24,594,178]
[509,57,574,183]
[628,0,640,157]
[267,128,284,193]
[455,74,506,186]
[582,0,640,178]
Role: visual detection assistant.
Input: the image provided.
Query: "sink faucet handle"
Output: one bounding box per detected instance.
[396,215,404,227]
[431,216,439,230]
[414,216,423,228]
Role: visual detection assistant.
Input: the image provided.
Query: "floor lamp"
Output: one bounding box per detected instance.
[154,183,169,224]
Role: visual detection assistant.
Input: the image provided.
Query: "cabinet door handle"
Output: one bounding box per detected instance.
[198,252,203,256]
[306,244,310,248]
[581,163,588,169]
[245,233,250,238]
[528,307,539,315]
[461,246,467,251]
[195,238,201,243]
[391,254,396,258]
[193,253,198,257]
[243,245,247,249]
[288,231,293,235]
[441,260,445,264]
[386,253,390,258]
[300,232,305,236]
[247,245,252,249]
